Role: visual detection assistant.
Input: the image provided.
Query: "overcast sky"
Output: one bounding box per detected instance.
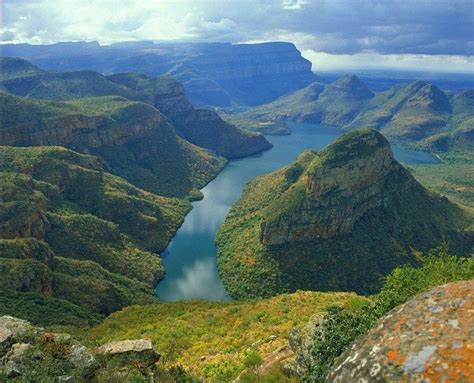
[1,0,473,72]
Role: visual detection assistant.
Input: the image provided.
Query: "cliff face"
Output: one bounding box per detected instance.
[260,130,404,245]
[0,58,272,159]
[107,73,272,158]
[1,41,318,106]
[216,129,471,299]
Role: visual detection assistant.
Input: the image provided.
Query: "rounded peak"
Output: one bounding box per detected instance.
[319,128,391,166]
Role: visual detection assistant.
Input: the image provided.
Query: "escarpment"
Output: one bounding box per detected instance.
[260,129,410,245]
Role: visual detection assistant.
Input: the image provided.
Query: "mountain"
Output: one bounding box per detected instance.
[1,41,318,106]
[230,76,473,151]
[216,129,472,299]
[0,92,225,199]
[0,57,271,158]
[0,145,196,321]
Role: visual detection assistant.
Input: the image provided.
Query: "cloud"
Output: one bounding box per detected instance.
[1,0,473,71]
[302,50,474,73]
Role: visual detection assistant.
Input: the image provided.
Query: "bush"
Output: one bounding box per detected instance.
[302,250,474,382]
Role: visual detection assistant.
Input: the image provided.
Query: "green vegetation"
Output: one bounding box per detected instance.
[78,291,365,382]
[216,129,472,299]
[408,150,474,208]
[302,250,474,382]
[0,145,203,324]
[0,92,226,199]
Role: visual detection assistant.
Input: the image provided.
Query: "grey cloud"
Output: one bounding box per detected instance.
[1,0,473,56]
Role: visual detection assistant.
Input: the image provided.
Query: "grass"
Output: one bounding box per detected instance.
[76,291,366,382]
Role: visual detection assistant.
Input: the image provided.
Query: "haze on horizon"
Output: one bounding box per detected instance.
[1,0,473,73]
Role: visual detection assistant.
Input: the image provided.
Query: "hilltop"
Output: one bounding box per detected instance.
[216,129,472,299]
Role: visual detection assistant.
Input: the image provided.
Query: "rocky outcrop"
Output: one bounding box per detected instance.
[216,128,470,298]
[0,316,160,382]
[96,339,160,367]
[327,280,474,382]
[260,129,410,245]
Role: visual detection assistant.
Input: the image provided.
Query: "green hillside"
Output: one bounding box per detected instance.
[0,92,225,199]
[216,129,472,299]
[228,76,473,152]
[79,290,365,382]
[0,145,196,323]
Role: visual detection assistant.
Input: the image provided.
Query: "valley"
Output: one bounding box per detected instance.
[0,31,472,382]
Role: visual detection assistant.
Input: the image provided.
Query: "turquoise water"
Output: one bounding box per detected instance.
[156,123,439,301]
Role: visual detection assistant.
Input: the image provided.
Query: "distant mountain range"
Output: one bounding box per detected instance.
[230,75,474,151]
[1,41,318,106]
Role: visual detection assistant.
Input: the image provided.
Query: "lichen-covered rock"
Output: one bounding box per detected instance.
[2,342,32,378]
[96,339,160,368]
[0,316,38,355]
[283,314,322,376]
[327,280,474,382]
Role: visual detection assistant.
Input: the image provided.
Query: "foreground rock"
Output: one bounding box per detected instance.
[0,315,159,382]
[328,280,474,382]
[96,339,160,367]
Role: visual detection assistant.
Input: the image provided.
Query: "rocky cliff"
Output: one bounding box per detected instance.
[216,129,472,299]
[0,92,225,198]
[328,280,474,382]
[1,41,318,106]
[107,73,272,158]
[260,130,398,244]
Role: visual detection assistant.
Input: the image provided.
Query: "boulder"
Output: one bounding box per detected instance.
[327,280,474,382]
[96,339,160,368]
[0,316,38,356]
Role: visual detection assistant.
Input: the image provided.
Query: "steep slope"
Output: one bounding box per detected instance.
[0,92,225,198]
[216,129,472,299]
[0,57,271,158]
[0,146,195,321]
[1,41,318,106]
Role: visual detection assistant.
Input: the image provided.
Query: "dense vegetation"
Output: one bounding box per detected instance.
[0,91,226,199]
[227,76,474,153]
[301,250,474,382]
[78,291,365,382]
[216,129,473,299]
[0,145,199,323]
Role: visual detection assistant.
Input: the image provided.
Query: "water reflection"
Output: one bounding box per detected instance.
[156,123,439,301]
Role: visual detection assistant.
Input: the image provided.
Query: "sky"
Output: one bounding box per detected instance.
[1,0,473,73]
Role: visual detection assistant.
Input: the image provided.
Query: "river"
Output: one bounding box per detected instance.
[156,123,439,301]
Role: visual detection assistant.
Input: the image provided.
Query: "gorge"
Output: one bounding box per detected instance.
[157,122,441,301]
